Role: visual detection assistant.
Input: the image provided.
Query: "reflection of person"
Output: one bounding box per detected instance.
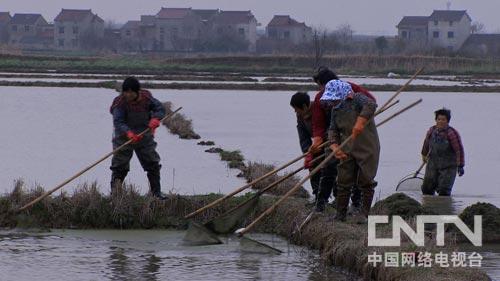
[289,92,321,203]
[421,108,465,196]
[326,80,380,223]
[109,77,167,199]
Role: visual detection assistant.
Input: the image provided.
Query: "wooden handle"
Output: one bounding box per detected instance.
[237,99,423,236]
[184,142,329,219]
[18,107,183,212]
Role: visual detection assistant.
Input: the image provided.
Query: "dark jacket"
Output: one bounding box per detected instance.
[110,90,166,138]
[297,113,313,153]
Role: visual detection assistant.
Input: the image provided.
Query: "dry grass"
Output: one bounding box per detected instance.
[241,162,309,198]
[162,102,201,139]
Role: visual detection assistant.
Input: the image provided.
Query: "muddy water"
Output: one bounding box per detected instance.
[1,86,499,279]
[0,229,352,281]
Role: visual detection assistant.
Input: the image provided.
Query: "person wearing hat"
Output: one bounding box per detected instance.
[309,67,373,213]
[421,108,465,196]
[109,76,167,200]
[325,79,380,223]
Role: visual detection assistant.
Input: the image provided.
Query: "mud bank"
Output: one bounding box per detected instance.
[2,80,500,92]
[1,184,492,281]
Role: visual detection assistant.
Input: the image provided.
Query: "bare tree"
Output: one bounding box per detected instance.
[471,21,486,34]
[312,27,327,69]
[336,23,354,44]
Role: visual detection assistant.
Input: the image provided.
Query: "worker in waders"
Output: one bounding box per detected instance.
[290,92,321,204]
[309,67,375,213]
[421,108,465,196]
[109,77,167,200]
[325,80,380,224]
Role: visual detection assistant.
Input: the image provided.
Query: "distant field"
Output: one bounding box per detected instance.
[0,53,499,76]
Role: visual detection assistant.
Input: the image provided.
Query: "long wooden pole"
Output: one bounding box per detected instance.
[19,107,183,212]
[186,68,423,219]
[184,142,329,219]
[236,99,422,236]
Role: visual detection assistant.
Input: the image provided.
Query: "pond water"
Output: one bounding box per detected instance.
[0,229,351,281]
[1,85,499,280]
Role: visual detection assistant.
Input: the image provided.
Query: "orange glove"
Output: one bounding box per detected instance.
[352,116,368,140]
[330,144,348,160]
[304,153,313,169]
[126,130,143,143]
[308,136,323,154]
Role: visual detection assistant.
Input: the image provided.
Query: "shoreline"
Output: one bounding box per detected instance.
[0,80,500,92]
[0,183,493,281]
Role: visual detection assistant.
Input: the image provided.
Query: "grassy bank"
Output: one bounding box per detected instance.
[0,54,499,76]
[1,80,500,92]
[0,183,492,281]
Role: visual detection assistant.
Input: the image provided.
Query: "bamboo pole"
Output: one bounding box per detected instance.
[19,107,183,212]
[236,99,422,236]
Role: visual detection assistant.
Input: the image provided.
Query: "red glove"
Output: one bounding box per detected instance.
[148,118,161,135]
[352,116,368,140]
[126,130,143,143]
[304,153,313,169]
[330,144,348,160]
[308,136,323,154]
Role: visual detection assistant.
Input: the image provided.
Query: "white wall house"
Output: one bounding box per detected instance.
[427,10,471,51]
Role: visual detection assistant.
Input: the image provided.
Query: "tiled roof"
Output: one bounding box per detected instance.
[193,9,219,21]
[215,10,255,25]
[157,8,191,19]
[268,15,306,27]
[429,10,470,22]
[10,13,43,25]
[55,9,93,22]
[397,16,429,27]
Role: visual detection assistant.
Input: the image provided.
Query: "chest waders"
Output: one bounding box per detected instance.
[421,128,457,196]
[110,104,162,196]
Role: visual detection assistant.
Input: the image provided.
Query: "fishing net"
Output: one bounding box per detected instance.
[396,173,424,191]
[182,221,223,246]
[239,235,283,255]
[205,195,260,234]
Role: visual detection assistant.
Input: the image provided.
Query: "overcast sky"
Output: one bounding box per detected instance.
[3,0,500,35]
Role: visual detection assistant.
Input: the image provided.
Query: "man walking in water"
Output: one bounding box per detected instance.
[109,77,167,199]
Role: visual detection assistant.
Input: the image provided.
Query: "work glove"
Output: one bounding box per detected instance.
[308,136,323,154]
[126,130,143,143]
[148,118,161,135]
[421,154,429,163]
[304,153,313,169]
[330,143,348,160]
[458,166,465,177]
[352,116,368,140]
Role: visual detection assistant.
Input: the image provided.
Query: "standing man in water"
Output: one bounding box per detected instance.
[421,108,465,196]
[109,77,167,200]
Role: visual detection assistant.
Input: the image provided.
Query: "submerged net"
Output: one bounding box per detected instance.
[239,236,283,255]
[182,221,223,246]
[396,173,424,191]
[205,195,260,234]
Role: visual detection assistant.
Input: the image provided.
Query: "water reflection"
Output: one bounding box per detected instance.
[421,195,458,215]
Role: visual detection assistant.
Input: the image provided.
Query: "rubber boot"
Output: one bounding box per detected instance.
[354,187,375,224]
[147,171,166,200]
[110,172,126,197]
[333,187,350,222]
